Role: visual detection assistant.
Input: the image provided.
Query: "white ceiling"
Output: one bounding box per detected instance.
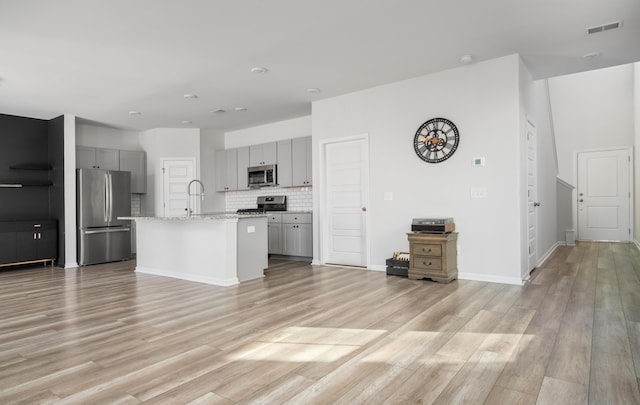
[1,0,639,133]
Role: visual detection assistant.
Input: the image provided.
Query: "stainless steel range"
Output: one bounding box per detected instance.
[237,195,287,214]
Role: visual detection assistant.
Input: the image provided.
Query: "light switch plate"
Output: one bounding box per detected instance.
[247,226,255,233]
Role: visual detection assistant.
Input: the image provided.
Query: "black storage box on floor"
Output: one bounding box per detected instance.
[386,258,409,277]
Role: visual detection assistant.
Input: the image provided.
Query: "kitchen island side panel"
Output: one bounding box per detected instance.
[237,216,268,282]
[134,218,239,286]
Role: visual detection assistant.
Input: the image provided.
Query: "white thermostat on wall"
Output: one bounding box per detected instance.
[472,157,486,167]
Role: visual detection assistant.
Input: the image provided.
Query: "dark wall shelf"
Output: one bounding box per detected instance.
[0,181,53,187]
[9,163,53,171]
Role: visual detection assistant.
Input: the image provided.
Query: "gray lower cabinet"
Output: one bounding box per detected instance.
[0,220,57,266]
[270,213,312,258]
[267,214,283,254]
[283,222,312,257]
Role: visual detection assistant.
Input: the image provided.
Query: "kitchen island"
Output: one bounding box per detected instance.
[120,213,267,286]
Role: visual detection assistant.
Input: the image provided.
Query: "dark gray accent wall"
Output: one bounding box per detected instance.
[0,114,50,220]
[0,113,66,266]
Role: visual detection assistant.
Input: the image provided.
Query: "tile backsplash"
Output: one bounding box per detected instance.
[131,194,141,215]
[225,186,313,212]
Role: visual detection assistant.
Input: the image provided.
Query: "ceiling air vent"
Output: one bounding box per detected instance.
[587,21,622,35]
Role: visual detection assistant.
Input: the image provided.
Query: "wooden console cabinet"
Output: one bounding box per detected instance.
[407,232,458,283]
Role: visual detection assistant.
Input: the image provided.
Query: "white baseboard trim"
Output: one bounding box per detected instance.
[64,262,78,269]
[369,264,386,272]
[537,242,561,268]
[311,259,321,265]
[635,240,640,251]
[458,272,524,286]
[135,266,239,287]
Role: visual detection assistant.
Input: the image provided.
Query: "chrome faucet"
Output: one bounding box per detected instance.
[186,179,205,217]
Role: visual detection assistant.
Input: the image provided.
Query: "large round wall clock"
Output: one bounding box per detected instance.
[413,117,459,163]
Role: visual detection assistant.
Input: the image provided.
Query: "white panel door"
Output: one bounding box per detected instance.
[162,159,195,217]
[577,149,631,241]
[323,137,368,267]
[526,122,538,273]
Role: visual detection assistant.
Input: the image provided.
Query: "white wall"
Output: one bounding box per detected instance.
[64,114,77,268]
[519,59,561,268]
[549,64,635,184]
[225,116,311,148]
[138,128,201,215]
[635,63,640,246]
[75,122,141,150]
[312,55,525,284]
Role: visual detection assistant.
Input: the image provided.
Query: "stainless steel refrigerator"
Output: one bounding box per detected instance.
[77,168,132,266]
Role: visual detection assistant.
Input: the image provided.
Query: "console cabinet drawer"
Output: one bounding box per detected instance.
[411,243,442,257]
[412,257,442,271]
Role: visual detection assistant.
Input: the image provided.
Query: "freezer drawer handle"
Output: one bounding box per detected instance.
[84,228,131,235]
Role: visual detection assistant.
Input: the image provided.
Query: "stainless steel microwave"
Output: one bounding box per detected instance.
[248,164,277,188]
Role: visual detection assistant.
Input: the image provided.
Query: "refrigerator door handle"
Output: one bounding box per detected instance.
[104,172,109,222]
[83,228,131,235]
[108,173,113,222]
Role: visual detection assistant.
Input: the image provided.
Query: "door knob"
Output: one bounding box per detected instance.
[579,199,583,202]
[362,207,367,212]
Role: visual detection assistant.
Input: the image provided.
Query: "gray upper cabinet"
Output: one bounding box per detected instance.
[76,146,97,169]
[276,140,292,187]
[119,150,147,194]
[237,146,250,190]
[292,136,312,186]
[249,142,277,166]
[77,146,146,193]
[77,146,120,170]
[215,149,238,192]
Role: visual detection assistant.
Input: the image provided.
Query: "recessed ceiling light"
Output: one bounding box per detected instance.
[181,120,192,125]
[128,111,142,115]
[459,55,474,64]
[306,88,321,93]
[211,109,226,114]
[234,107,248,112]
[583,51,601,59]
[250,66,269,74]
[183,94,198,99]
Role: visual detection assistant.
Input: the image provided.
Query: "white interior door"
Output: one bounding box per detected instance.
[322,137,369,267]
[526,121,538,273]
[162,158,196,217]
[577,149,631,241]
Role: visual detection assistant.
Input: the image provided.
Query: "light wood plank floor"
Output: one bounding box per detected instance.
[1,242,639,404]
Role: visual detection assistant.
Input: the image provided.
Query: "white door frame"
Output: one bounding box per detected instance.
[318,134,371,268]
[161,157,197,217]
[572,147,634,241]
[525,119,537,275]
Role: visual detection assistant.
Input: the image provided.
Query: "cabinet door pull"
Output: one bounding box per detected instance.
[38,233,42,239]
[423,261,432,266]
[422,248,431,253]
[33,233,37,240]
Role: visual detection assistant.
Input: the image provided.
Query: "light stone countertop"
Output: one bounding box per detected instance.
[119,212,267,221]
